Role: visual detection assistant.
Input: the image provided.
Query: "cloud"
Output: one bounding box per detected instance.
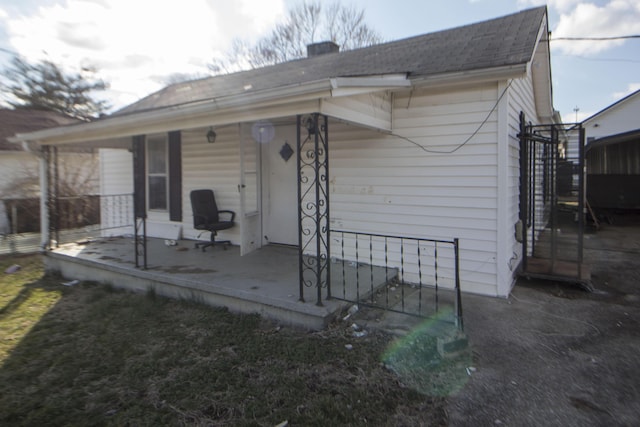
[521,1,640,56]
[552,1,640,55]
[612,82,640,99]
[519,0,582,13]
[2,0,286,109]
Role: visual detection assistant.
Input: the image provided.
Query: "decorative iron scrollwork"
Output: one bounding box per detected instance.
[297,114,331,305]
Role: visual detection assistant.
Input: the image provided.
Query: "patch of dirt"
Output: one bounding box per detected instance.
[446,214,640,426]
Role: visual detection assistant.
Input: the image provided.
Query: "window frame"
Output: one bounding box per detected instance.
[146,133,169,213]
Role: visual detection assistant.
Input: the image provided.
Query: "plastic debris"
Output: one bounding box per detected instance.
[353,330,368,338]
[4,264,21,274]
[164,239,177,246]
[345,344,353,350]
[275,421,289,427]
[62,279,80,287]
[342,304,359,321]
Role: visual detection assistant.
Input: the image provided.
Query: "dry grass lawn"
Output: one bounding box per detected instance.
[0,254,467,426]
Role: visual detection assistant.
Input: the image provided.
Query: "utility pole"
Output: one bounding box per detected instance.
[573,106,580,123]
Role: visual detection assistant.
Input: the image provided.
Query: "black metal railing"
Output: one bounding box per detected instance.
[330,230,463,330]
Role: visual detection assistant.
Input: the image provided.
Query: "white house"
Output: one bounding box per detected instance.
[12,7,556,300]
[582,89,640,211]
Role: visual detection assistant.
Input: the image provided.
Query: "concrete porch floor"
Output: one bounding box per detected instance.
[45,236,397,330]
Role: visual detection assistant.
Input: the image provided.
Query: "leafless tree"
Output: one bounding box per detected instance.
[2,57,109,121]
[210,1,382,74]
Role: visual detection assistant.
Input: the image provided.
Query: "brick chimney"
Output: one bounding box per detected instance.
[307,41,340,57]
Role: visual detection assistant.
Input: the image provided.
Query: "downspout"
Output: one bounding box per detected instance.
[38,147,50,251]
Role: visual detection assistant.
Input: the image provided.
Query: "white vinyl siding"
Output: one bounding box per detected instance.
[584,91,640,140]
[99,148,133,236]
[181,126,241,244]
[330,83,501,296]
[501,74,539,295]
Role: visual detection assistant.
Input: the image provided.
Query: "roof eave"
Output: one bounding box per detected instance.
[530,9,554,122]
[10,75,416,146]
[10,75,414,146]
[10,79,335,145]
[409,63,528,88]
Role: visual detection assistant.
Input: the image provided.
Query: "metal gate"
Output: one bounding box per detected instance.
[518,112,591,288]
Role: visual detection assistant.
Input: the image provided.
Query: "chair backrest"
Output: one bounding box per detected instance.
[190,189,220,228]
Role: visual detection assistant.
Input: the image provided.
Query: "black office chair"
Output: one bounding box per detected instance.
[190,189,236,252]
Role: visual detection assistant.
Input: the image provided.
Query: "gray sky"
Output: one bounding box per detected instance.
[0,0,638,121]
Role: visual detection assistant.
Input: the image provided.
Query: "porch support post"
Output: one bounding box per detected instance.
[46,146,60,248]
[39,146,50,250]
[132,135,147,269]
[297,114,331,306]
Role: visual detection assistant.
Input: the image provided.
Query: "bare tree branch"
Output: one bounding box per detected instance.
[210,1,382,74]
[2,57,110,121]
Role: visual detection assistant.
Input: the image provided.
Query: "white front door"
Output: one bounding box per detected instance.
[262,124,298,246]
[239,123,262,255]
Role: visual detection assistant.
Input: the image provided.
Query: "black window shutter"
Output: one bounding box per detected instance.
[168,131,182,222]
[132,135,146,218]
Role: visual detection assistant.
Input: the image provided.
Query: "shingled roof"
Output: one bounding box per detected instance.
[116,7,546,116]
[0,109,79,151]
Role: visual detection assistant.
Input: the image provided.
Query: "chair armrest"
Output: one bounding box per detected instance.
[218,210,236,222]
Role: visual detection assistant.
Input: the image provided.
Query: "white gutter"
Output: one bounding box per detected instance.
[409,63,528,88]
[329,75,411,97]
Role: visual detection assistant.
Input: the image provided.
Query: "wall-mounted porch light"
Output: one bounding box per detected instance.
[206,127,217,143]
[304,116,317,136]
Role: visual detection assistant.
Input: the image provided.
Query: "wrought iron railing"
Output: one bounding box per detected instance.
[330,230,463,330]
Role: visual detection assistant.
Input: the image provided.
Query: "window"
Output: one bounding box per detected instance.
[147,134,168,211]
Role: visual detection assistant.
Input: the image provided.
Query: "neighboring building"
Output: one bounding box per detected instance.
[12,7,556,297]
[0,108,98,234]
[582,89,640,211]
